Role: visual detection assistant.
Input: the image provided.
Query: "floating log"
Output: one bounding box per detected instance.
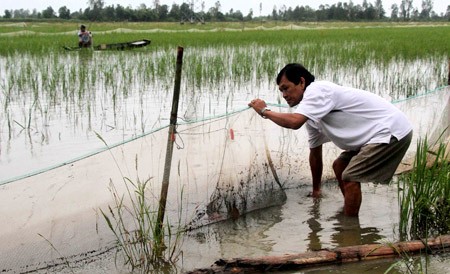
[186,235,450,273]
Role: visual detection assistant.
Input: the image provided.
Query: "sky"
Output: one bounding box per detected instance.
[2,0,449,16]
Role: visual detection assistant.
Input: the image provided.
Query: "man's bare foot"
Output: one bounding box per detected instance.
[307,190,322,198]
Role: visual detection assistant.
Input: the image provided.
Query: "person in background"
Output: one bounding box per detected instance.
[248,63,413,217]
[78,24,92,48]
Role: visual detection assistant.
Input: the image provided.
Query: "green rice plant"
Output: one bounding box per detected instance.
[398,136,450,241]
[96,134,184,273]
[1,23,449,186]
[384,251,426,274]
[2,24,449,101]
[2,22,449,59]
[101,176,183,273]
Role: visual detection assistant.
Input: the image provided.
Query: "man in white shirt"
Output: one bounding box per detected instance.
[248,63,413,216]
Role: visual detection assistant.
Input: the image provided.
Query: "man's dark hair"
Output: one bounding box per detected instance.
[276,63,315,87]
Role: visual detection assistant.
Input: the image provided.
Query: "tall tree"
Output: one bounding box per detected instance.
[419,0,433,19]
[87,0,105,20]
[157,4,169,21]
[58,6,71,19]
[400,0,407,20]
[88,0,105,10]
[374,0,385,19]
[405,0,414,19]
[271,5,278,20]
[391,4,399,20]
[102,5,115,21]
[215,1,221,13]
[3,10,12,18]
[42,6,55,18]
[168,3,181,21]
[153,0,160,15]
[13,8,30,18]
[115,4,129,21]
[246,9,253,21]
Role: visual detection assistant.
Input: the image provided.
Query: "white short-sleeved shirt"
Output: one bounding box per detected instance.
[295,81,412,151]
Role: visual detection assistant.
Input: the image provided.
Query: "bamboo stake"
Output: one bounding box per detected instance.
[187,235,450,273]
[448,58,450,85]
[156,46,184,240]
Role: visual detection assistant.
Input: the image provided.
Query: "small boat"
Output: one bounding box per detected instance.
[63,39,151,51]
[94,39,151,50]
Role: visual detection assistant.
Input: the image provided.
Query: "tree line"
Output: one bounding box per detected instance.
[3,0,450,22]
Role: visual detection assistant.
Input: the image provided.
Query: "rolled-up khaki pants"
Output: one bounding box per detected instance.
[340,131,413,184]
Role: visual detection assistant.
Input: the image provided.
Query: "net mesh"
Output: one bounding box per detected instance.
[0,86,448,272]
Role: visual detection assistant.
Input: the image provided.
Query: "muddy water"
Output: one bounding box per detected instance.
[30,181,450,273]
[180,182,398,270]
[30,181,399,273]
[0,52,448,184]
[1,51,449,273]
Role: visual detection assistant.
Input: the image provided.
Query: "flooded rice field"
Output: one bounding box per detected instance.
[1,48,448,184]
[0,43,449,274]
[22,184,450,273]
[32,182,400,273]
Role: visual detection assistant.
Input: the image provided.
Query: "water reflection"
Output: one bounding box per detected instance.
[182,183,389,272]
[305,195,383,252]
[186,204,284,259]
[77,49,93,67]
[330,211,382,248]
[306,199,322,251]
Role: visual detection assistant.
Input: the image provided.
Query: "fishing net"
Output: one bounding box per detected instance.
[394,87,450,172]
[0,86,448,272]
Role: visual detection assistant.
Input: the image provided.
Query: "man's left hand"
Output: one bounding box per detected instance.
[248,98,266,114]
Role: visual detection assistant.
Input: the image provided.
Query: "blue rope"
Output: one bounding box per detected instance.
[391,86,448,104]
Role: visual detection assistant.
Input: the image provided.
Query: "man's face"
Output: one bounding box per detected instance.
[278,74,305,107]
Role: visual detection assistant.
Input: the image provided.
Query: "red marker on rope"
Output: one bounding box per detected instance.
[229,128,234,140]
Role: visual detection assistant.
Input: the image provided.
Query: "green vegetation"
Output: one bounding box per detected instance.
[97,132,183,273]
[1,22,449,59]
[1,22,448,100]
[398,136,450,240]
[1,20,449,273]
[1,22,448,146]
[391,136,449,273]
[101,176,183,273]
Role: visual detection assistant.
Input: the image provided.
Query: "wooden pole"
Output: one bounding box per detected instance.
[156,46,184,240]
[448,58,450,85]
[186,235,450,273]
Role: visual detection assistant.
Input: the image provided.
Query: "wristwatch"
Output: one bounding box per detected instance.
[260,107,271,119]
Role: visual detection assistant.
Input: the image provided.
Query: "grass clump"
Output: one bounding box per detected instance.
[96,132,183,273]
[398,136,450,240]
[101,175,183,273]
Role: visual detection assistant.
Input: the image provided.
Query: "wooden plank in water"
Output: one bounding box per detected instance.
[186,235,450,273]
